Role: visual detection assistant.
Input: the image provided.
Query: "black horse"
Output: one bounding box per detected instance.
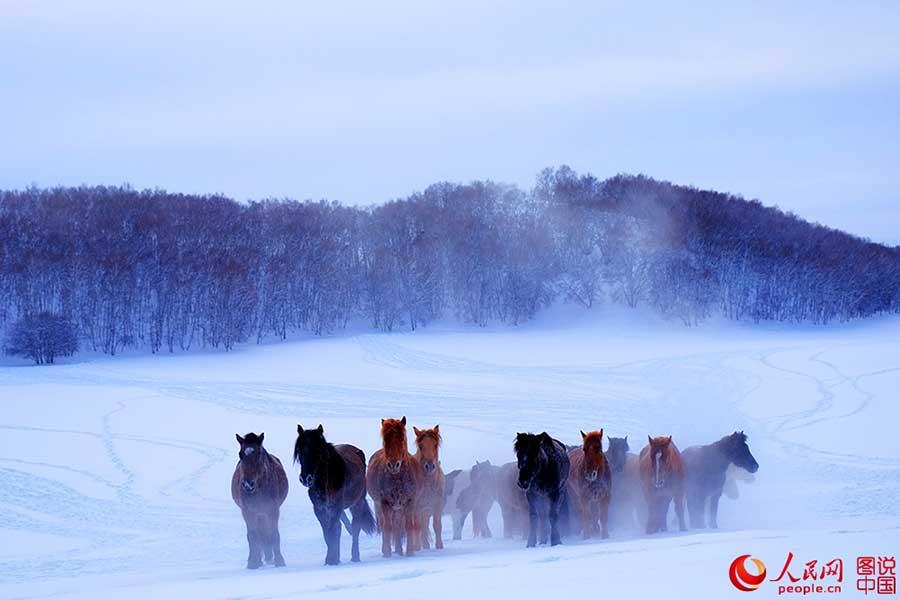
[514,432,570,547]
[294,424,376,564]
[606,436,630,475]
[682,431,759,529]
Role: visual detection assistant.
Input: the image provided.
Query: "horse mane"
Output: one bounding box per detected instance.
[661,439,683,476]
[381,418,408,454]
[582,430,603,449]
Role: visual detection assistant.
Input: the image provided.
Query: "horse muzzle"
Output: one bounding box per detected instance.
[654,479,666,490]
[585,470,599,482]
[517,479,531,491]
[386,460,403,475]
[423,461,436,474]
[241,479,257,494]
[300,474,315,487]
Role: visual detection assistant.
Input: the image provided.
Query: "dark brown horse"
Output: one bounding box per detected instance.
[497,461,529,538]
[367,417,421,557]
[294,424,376,564]
[639,435,686,534]
[231,432,289,569]
[567,429,612,539]
[682,431,759,529]
[413,425,446,550]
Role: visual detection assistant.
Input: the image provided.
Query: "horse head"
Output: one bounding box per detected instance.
[236,432,266,494]
[647,435,674,490]
[606,435,629,474]
[293,423,327,487]
[580,429,605,482]
[724,430,759,473]
[514,432,550,491]
[381,416,409,475]
[471,460,495,490]
[414,424,442,475]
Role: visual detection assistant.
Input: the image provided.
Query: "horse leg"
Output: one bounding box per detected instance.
[349,501,366,563]
[526,493,539,547]
[708,491,721,529]
[500,504,514,539]
[433,503,444,549]
[420,510,431,550]
[537,495,550,545]
[392,511,404,556]
[270,507,286,567]
[404,509,417,557]
[599,495,610,539]
[674,492,687,532]
[328,511,342,565]
[659,497,670,532]
[645,496,658,534]
[476,506,492,538]
[687,489,705,529]
[245,517,263,569]
[452,509,464,540]
[548,490,562,546]
[380,503,393,558]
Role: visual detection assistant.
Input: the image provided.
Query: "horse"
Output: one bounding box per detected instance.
[231,432,289,569]
[367,416,421,557]
[682,431,759,529]
[293,424,376,565]
[497,461,529,538]
[567,429,612,539]
[514,432,570,547]
[413,424,445,550]
[462,460,498,538]
[638,435,686,534]
[606,436,630,475]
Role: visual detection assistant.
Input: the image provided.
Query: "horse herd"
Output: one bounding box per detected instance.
[231,418,760,569]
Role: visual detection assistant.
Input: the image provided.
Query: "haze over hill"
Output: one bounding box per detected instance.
[2,168,899,360]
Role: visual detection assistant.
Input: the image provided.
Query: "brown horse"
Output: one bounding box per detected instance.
[231,432,289,569]
[414,424,446,550]
[638,435,686,534]
[496,461,529,538]
[567,429,612,539]
[367,417,421,557]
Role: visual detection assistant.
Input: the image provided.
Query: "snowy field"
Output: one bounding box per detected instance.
[1,309,899,599]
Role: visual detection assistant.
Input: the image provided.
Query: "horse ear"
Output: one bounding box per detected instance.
[259,432,265,443]
[236,433,244,445]
[665,435,672,444]
[624,435,628,442]
[316,424,324,433]
[599,428,604,441]
[297,424,303,434]
[413,426,422,436]
[647,435,653,445]
[434,424,440,432]
[401,416,407,425]
[581,430,586,440]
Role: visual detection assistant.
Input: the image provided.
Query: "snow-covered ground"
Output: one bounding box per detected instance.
[2,309,899,599]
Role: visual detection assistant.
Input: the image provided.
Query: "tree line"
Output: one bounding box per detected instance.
[2,167,898,357]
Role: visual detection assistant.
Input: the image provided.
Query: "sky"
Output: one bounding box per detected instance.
[2,1,899,244]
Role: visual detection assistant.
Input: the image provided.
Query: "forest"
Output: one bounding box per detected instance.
[2,166,898,356]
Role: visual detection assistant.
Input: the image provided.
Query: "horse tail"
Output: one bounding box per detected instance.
[353,498,377,536]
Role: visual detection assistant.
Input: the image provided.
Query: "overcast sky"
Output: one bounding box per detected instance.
[2,1,899,244]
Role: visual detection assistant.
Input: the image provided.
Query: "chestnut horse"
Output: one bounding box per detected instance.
[231,432,289,569]
[639,435,686,534]
[293,424,376,565]
[414,425,446,550]
[567,429,612,539]
[367,417,421,557]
